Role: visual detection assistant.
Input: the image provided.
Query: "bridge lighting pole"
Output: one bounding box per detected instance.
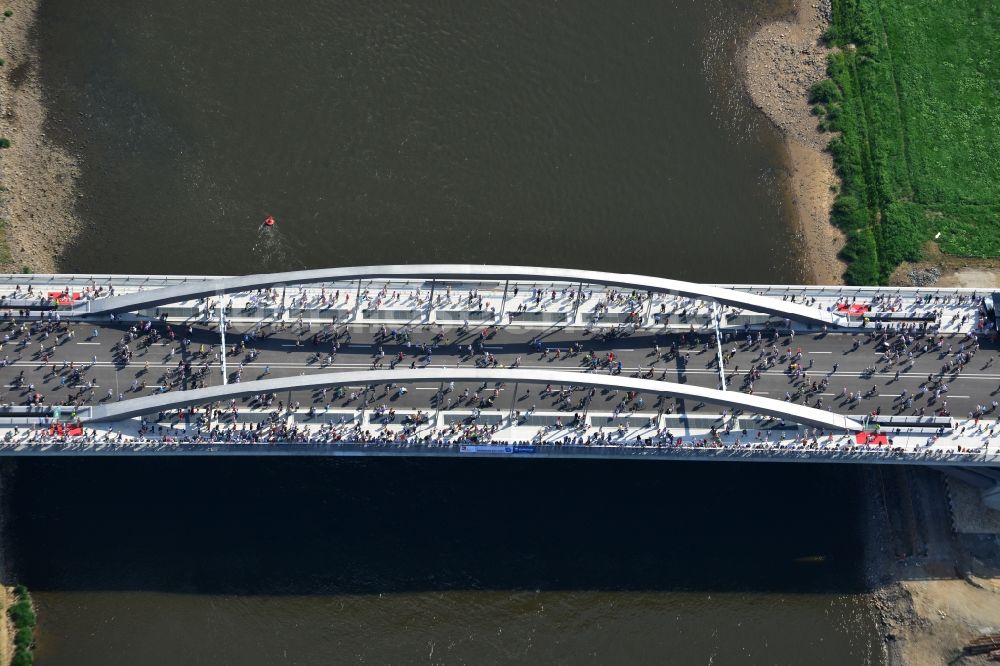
[426,279,437,324]
[498,280,509,324]
[354,279,363,321]
[572,282,585,322]
[218,298,228,386]
[508,381,519,422]
[435,380,444,427]
[713,303,726,391]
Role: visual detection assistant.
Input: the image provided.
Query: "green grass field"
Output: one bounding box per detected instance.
[816,0,999,284]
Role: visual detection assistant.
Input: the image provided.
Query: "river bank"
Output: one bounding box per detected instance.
[0,461,13,666]
[0,0,79,274]
[745,5,1000,661]
[864,466,1000,666]
[744,0,845,286]
[0,585,10,666]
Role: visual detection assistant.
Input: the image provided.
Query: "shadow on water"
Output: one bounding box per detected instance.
[5,458,869,596]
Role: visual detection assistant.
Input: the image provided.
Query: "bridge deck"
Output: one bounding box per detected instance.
[0,270,993,463]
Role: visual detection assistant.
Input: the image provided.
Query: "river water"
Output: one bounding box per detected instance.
[39,0,803,281]
[9,459,880,665]
[10,0,883,663]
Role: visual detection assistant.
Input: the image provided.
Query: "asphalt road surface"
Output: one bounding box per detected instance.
[2,318,997,421]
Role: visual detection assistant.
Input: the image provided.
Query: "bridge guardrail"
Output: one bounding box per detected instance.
[0,437,995,466]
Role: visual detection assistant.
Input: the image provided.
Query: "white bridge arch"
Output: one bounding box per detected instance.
[84,368,865,432]
[72,264,847,326]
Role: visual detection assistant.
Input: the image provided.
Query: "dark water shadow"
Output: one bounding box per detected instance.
[4,458,872,596]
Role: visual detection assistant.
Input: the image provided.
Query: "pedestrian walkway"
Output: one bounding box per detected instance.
[1,405,996,468]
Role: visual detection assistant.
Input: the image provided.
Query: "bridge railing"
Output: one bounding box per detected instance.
[0,435,995,466]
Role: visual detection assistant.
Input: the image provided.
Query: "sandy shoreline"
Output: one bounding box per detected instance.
[744,0,845,285]
[744,4,1000,665]
[0,0,79,274]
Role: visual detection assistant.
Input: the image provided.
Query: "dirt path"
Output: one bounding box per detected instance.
[0,0,80,274]
[890,242,1000,288]
[899,577,1000,666]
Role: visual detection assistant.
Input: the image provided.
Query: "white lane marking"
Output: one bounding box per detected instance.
[76,342,101,345]
[415,387,437,390]
[808,351,833,354]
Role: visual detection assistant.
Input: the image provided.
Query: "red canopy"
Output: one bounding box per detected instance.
[836,303,870,315]
[855,432,888,446]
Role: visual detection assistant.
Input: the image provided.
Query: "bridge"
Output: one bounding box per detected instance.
[67,264,850,326]
[0,264,997,485]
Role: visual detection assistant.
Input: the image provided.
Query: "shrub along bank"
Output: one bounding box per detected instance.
[813,0,999,284]
[7,585,35,666]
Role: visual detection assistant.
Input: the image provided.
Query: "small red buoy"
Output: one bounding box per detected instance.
[264,215,276,227]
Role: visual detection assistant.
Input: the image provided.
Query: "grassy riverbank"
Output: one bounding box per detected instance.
[6,585,34,666]
[815,0,999,285]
